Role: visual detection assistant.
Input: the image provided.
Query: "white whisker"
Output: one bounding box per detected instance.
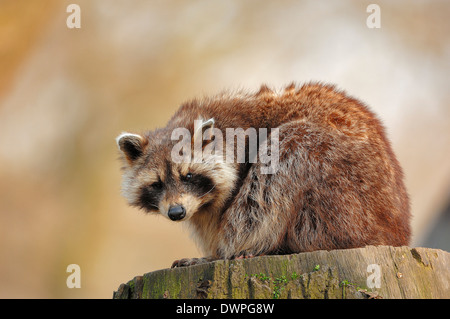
[198,184,216,198]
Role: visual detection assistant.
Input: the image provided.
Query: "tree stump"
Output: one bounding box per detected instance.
[113,246,449,299]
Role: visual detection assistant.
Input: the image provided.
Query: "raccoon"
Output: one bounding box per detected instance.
[116,83,411,268]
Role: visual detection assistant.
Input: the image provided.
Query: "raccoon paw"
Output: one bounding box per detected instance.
[234,255,254,260]
[232,252,255,260]
[171,257,211,268]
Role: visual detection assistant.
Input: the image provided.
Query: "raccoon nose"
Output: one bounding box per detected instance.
[168,205,186,221]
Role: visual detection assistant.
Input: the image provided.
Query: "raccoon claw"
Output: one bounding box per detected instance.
[233,253,255,260]
[171,257,210,268]
[171,258,192,268]
[234,255,252,260]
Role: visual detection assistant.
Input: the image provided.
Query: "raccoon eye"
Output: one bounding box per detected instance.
[182,173,193,183]
[150,181,163,190]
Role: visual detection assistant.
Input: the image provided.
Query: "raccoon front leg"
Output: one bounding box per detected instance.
[216,169,291,259]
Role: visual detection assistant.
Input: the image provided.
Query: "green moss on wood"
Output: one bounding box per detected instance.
[113,246,450,299]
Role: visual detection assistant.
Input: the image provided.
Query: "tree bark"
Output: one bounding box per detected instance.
[113,246,449,299]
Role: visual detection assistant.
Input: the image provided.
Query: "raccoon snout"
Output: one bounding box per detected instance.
[168,205,186,221]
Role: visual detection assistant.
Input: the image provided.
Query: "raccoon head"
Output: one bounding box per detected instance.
[116,120,238,222]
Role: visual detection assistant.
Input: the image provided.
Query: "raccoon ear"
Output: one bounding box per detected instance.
[193,118,215,149]
[201,118,215,141]
[116,132,145,162]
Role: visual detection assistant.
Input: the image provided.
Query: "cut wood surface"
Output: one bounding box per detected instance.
[113,246,449,299]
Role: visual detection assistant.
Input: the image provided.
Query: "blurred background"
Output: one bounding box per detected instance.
[0,0,449,298]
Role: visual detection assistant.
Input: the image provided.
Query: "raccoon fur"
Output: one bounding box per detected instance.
[116,82,411,267]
